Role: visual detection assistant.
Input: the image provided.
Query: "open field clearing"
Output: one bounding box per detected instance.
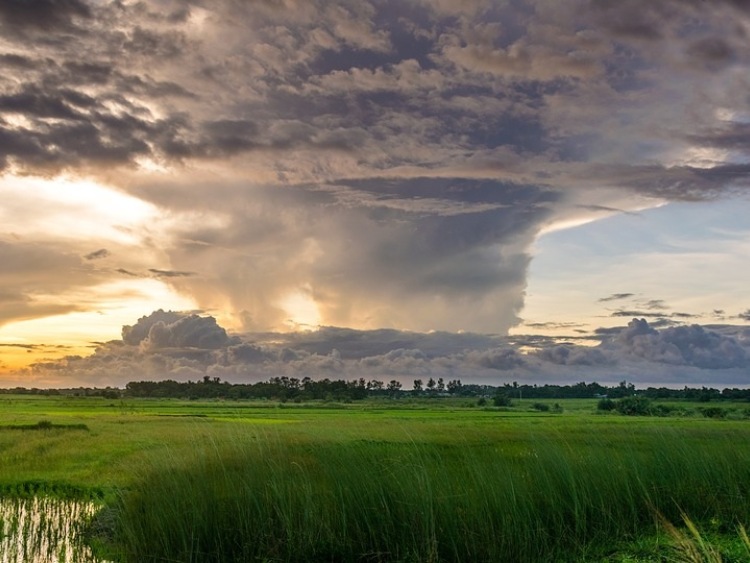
[0,395,749,561]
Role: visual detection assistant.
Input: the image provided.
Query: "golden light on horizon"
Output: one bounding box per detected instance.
[0,277,198,372]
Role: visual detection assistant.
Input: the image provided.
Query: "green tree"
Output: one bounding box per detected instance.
[386,380,402,397]
[427,377,436,394]
[446,379,462,395]
[367,379,384,391]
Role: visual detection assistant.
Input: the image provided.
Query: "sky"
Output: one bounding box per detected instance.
[1,0,749,388]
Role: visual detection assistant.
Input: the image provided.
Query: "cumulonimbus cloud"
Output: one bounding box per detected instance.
[1,0,749,339]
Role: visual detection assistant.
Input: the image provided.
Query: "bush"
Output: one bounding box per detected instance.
[615,396,652,416]
[700,407,726,419]
[531,403,550,412]
[597,398,616,411]
[492,392,512,407]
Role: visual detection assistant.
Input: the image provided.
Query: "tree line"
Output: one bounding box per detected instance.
[3,378,749,402]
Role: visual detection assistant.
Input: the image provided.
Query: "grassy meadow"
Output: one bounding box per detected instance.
[1,394,750,561]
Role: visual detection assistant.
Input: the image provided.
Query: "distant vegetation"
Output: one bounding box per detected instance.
[3,377,750,403]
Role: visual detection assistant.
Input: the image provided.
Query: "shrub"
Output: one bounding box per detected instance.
[616,396,652,416]
[531,403,550,412]
[700,407,726,419]
[597,398,616,411]
[492,392,512,407]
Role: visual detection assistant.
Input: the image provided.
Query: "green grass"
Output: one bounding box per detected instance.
[0,395,748,561]
[96,423,750,562]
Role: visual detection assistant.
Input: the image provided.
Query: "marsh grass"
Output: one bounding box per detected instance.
[0,496,108,563]
[101,426,750,562]
[654,513,750,563]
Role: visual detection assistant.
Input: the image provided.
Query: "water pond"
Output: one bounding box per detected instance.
[0,497,111,563]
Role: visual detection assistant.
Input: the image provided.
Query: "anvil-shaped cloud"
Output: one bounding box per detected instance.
[1,0,750,367]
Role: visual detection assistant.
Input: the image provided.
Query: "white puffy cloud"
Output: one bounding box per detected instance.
[611,318,747,369]
[122,310,187,345]
[122,310,232,351]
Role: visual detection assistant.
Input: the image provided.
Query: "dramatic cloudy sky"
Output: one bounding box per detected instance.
[1,0,749,387]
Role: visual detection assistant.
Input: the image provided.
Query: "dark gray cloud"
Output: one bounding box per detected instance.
[84,248,110,261]
[0,0,91,32]
[1,0,746,194]
[536,345,612,367]
[122,310,188,346]
[121,309,232,351]
[599,293,635,302]
[467,348,526,370]
[688,123,750,151]
[148,269,195,279]
[523,321,585,330]
[140,315,232,351]
[254,325,503,359]
[611,318,748,369]
[578,164,750,201]
[115,268,140,277]
[0,54,38,70]
[686,37,735,68]
[610,310,698,320]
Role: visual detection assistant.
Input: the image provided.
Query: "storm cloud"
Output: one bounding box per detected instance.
[1,1,750,385]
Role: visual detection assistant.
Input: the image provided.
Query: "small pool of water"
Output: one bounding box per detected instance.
[0,497,111,563]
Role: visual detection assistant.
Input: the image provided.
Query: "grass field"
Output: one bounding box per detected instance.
[0,394,749,561]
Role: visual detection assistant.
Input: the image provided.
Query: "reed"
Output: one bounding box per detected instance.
[0,496,106,563]
[101,425,750,562]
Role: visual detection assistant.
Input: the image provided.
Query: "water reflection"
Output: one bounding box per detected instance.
[0,497,111,563]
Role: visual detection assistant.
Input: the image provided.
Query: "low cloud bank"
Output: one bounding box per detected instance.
[123,311,234,351]
[613,319,747,369]
[21,311,750,388]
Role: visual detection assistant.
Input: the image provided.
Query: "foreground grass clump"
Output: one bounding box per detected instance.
[100,426,750,563]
